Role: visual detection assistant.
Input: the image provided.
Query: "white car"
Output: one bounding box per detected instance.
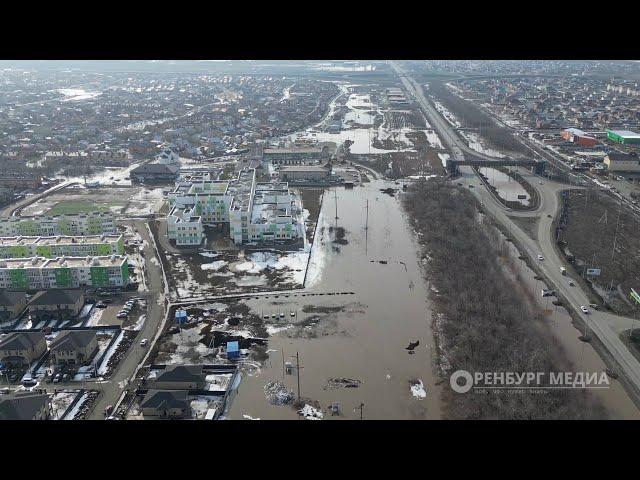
[140,338,148,347]
[537,255,544,261]
[580,306,589,314]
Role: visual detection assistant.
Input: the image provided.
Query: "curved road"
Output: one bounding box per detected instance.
[391,61,640,404]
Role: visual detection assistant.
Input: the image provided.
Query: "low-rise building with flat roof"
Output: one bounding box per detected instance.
[0,212,116,237]
[607,129,640,145]
[0,255,129,290]
[0,234,124,259]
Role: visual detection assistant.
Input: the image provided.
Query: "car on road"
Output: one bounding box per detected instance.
[291,312,296,317]
[537,255,544,261]
[140,338,148,347]
[580,306,590,314]
[539,181,544,185]
[567,279,575,286]
[117,312,128,318]
[541,289,555,297]
[53,374,61,383]
[95,303,107,309]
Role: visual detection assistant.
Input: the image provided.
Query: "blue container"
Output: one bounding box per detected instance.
[175,310,188,324]
[227,341,240,360]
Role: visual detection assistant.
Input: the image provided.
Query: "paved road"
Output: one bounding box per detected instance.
[0,180,74,218]
[392,61,640,404]
[85,219,166,419]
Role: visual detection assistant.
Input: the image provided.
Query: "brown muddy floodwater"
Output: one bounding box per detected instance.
[227,179,442,419]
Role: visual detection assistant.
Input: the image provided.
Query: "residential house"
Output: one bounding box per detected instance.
[0,291,28,321]
[148,365,206,390]
[28,289,85,320]
[49,329,98,366]
[0,331,47,368]
[140,390,191,419]
[0,391,50,420]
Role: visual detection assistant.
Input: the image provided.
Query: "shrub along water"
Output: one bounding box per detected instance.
[404,178,606,419]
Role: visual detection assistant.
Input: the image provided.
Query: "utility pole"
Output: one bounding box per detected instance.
[292,352,302,400]
[356,402,365,420]
[611,198,622,261]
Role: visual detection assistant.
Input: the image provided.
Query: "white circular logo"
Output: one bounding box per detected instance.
[450,370,473,393]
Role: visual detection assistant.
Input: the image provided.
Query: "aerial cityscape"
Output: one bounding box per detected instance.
[1,59,640,421]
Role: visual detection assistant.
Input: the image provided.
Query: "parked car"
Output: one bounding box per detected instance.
[537,255,544,261]
[95,303,107,309]
[541,289,555,297]
[580,306,590,314]
[53,374,61,383]
[290,312,296,317]
[568,279,575,286]
[589,303,599,310]
[117,312,127,318]
[102,299,113,304]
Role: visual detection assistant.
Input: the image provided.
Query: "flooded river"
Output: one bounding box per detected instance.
[227,179,442,419]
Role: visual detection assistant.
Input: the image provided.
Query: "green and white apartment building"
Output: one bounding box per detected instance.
[166,169,305,246]
[0,234,124,259]
[0,212,116,237]
[0,254,129,290]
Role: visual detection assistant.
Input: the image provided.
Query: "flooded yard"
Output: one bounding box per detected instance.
[226,180,442,419]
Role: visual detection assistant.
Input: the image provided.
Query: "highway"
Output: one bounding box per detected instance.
[391,61,640,404]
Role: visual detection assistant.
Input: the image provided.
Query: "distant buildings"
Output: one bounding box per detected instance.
[279,165,332,182]
[0,212,116,237]
[0,234,124,259]
[607,130,640,145]
[263,146,327,165]
[604,152,640,172]
[0,255,129,290]
[130,163,180,183]
[0,173,42,190]
[561,128,598,147]
[130,148,181,184]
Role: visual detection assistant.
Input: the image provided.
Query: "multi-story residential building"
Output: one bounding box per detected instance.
[0,234,124,259]
[0,212,116,237]
[167,206,204,246]
[0,255,129,290]
[167,168,305,246]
